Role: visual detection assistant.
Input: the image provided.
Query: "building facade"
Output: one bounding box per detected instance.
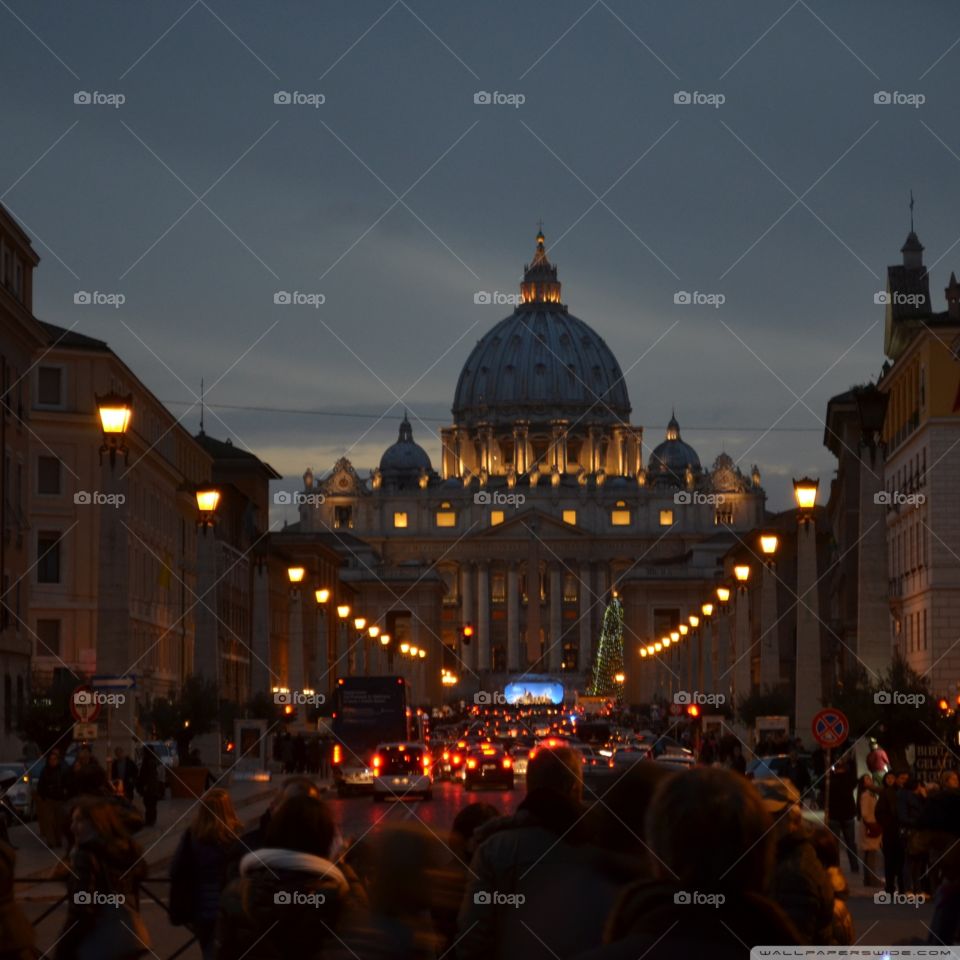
[293,232,768,704]
[0,207,47,756]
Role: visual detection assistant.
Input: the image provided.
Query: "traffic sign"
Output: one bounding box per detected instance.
[812,708,849,748]
[73,722,98,740]
[70,685,102,723]
[91,674,136,690]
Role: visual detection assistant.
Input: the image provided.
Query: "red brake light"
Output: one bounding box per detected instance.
[502,757,512,769]
[372,754,382,769]
[466,758,478,769]
[332,744,342,765]
[422,754,431,768]
[442,751,450,761]
[452,753,462,765]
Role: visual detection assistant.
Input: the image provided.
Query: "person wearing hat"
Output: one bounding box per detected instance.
[764,778,834,944]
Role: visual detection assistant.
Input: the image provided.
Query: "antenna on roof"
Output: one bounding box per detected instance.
[199,377,205,435]
[910,189,915,233]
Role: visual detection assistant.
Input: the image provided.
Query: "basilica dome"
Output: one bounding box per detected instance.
[379,415,433,478]
[452,232,631,429]
[648,413,701,480]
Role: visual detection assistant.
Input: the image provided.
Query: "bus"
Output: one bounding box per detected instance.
[331,676,410,795]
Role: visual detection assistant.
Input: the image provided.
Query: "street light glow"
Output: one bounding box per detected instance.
[287,566,306,584]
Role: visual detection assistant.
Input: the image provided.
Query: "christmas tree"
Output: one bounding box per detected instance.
[589,596,625,698]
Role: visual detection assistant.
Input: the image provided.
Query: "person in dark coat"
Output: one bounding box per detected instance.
[135,748,163,828]
[875,771,905,894]
[55,796,149,960]
[456,747,641,960]
[37,749,71,848]
[169,789,244,960]
[577,767,801,960]
[109,748,138,800]
[216,795,366,960]
[826,751,860,873]
[0,840,35,960]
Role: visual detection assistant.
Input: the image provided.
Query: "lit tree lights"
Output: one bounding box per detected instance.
[588,595,625,701]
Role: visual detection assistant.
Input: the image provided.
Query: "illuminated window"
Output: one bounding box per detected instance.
[610,501,631,526]
[659,509,674,526]
[491,510,505,526]
[436,506,456,528]
[393,511,408,528]
[562,509,576,525]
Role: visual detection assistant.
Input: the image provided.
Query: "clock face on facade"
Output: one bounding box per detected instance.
[336,473,351,490]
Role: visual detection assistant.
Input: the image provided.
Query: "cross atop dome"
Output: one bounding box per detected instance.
[521,226,563,308]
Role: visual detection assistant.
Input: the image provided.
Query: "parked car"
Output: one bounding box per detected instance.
[372,742,432,802]
[462,744,514,791]
[138,740,179,769]
[0,763,36,823]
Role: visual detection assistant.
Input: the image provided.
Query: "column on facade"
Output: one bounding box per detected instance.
[507,563,521,671]
[858,452,891,680]
[549,564,563,671]
[716,612,732,705]
[313,603,329,691]
[288,590,305,693]
[759,561,779,690]
[734,587,751,703]
[796,518,822,748]
[701,617,714,695]
[578,563,593,670]
[476,563,490,673]
[513,421,529,476]
[460,562,475,672]
[251,562,271,696]
[194,533,219,684]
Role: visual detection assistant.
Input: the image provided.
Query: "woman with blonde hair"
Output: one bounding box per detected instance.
[169,788,243,959]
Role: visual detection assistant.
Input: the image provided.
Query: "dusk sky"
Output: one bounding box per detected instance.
[4,0,960,514]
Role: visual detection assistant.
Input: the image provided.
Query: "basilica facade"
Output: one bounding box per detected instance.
[294,232,767,704]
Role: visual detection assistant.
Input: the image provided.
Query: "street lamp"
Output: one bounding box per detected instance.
[701,602,714,617]
[368,625,380,639]
[678,624,688,636]
[654,642,663,652]
[354,617,367,631]
[689,614,699,628]
[418,648,426,659]
[400,642,410,655]
[315,588,330,604]
[716,585,731,605]
[614,671,625,684]
[759,533,779,559]
[287,566,306,585]
[734,564,751,586]
[793,477,819,516]
[640,647,648,658]
[663,637,671,648]
[195,487,221,533]
[670,631,679,643]
[96,391,133,468]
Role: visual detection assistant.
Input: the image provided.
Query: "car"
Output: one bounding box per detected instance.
[655,752,697,769]
[138,741,179,769]
[371,742,432,802]
[0,763,36,823]
[609,744,651,769]
[462,744,514,790]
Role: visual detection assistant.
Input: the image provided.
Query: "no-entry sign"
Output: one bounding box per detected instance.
[812,708,849,748]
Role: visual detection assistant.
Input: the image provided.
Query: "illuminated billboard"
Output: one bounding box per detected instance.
[503,680,564,705]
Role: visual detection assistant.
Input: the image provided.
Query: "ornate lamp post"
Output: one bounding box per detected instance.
[287,567,306,702]
[758,533,780,690]
[314,588,330,693]
[733,564,752,706]
[793,477,821,748]
[336,604,351,677]
[193,487,222,686]
[96,391,133,468]
[351,616,367,675]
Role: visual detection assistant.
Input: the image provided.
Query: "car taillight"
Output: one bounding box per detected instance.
[452,754,462,765]
[502,757,512,769]
[528,749,537,760]
[466,758,478,769]
[332,744,342,765]
[422,754,431,768]
[442,751,449,761]
[372,754,382,770]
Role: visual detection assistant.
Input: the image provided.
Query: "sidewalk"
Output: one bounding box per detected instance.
[12,772,330,884]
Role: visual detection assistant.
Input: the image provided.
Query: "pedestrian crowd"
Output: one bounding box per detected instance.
[2,737,959,960]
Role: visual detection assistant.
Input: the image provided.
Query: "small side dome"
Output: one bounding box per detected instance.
[379,415,433,477]
[648,411,701,482]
